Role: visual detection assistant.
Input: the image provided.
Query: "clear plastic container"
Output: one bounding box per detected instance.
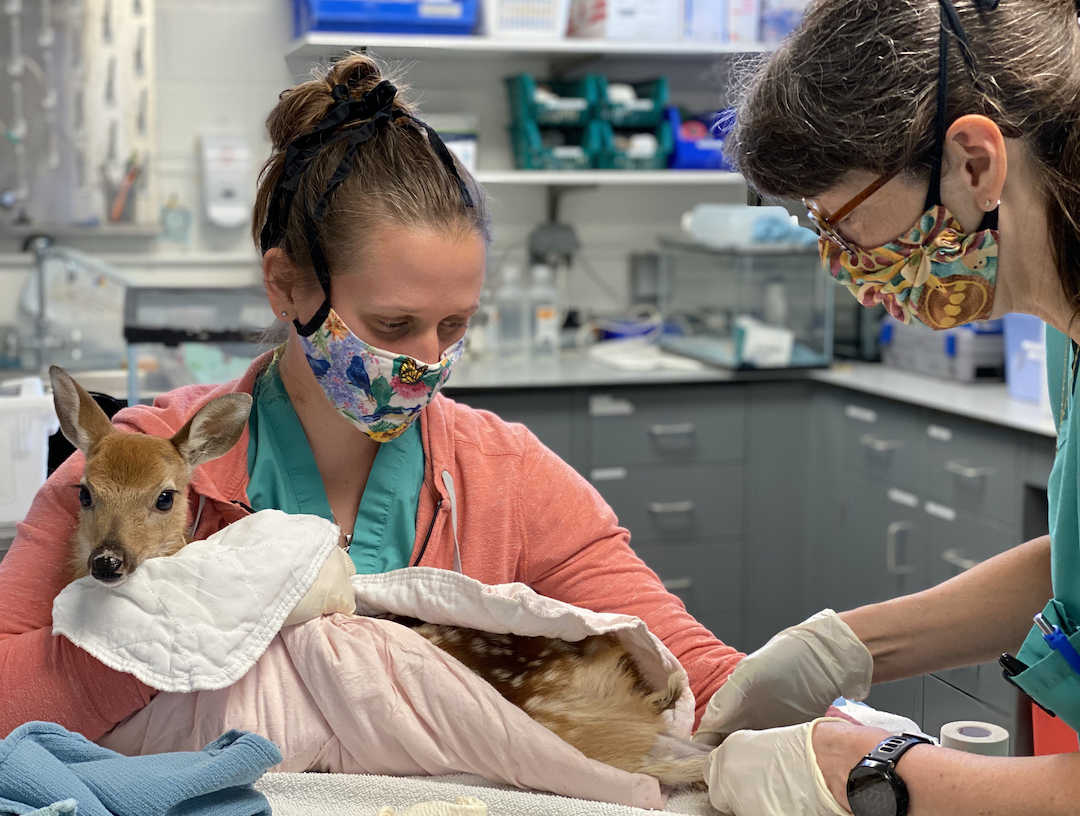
[495,265,529,360]
[528,264,559,356]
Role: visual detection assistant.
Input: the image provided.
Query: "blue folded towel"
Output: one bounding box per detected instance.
[0,722,282,816]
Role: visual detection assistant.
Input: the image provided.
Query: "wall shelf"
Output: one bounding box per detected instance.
[287,32,769,63]
[474,170,744,186]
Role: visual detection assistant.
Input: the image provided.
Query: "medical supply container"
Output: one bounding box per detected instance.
[667,107,735,171]
[495,265,530,359]
[592,76,669,128]
[506,74,597,128]
[509,119,600,170]
[595,118,674,170]
[293,0,480,36]
[879,315,1006,383]
[528,264,559,355]
[657,237,833,369]
[0,376,60,527]
[480,0,571,37]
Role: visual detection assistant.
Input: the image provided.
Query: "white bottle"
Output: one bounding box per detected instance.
[495,265,529,359]
[528,263,560,356]
[466,287,499,358]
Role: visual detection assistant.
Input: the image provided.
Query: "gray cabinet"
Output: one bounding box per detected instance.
[811,384,1055,749]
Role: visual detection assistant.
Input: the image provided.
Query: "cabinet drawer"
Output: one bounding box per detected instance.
[589,387,745,467]
[590,464,744,542]
[923,417,1021,527]
[840,398,923,490]
[923,505,1017,590]
[633,539,743,617]
[922,675,1019,754]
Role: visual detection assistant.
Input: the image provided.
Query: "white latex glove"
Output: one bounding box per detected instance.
[283,546,357,627]
[707,718,850,816]
[694,609,872,745]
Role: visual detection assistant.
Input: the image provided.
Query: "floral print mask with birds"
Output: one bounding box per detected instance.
[299,308,463,442]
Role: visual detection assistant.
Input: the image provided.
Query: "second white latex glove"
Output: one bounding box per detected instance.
[694,608,873,745]
[707,718,850,816]
[283,546,357,627]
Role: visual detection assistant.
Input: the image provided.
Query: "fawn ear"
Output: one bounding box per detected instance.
[49,365,116,456]
[171,393,252,469]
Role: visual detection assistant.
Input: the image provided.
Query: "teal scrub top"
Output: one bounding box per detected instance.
[1044,327,1080,617]
[245,357,424,574]
[1013,327,1080,730]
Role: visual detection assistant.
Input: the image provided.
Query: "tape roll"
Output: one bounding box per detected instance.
[939,721,1010,756]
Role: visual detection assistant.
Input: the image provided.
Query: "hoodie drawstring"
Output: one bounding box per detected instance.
[440,470,463,573]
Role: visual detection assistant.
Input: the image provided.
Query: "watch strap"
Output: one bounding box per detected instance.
[867,733,933,766]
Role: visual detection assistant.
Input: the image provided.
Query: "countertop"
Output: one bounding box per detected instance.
[444,351,1058,439]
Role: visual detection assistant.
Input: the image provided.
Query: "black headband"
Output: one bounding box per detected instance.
[926,0,998,234]
[260,79,475,337]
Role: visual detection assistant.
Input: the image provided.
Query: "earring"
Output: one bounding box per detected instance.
[280,310,287,317]
[984,199,992,208]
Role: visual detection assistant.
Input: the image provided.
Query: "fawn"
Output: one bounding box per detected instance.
[50,365,710,787]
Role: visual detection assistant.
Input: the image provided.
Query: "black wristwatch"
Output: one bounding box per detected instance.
[846,733,932,816]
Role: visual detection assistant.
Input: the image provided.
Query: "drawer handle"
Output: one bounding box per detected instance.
[859,434,903,453]
[944,460,995,480]
[662,578,693,591]
[649,500,695,514]
[650,423,696,436]
[941,548,981,572]
[886,521,914,576]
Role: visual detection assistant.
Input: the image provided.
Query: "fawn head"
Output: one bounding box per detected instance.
[49,366,252,586]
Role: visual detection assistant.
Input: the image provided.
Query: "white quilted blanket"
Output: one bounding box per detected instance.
[53,510,693,810]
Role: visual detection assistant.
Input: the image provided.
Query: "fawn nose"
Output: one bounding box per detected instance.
[89,546,127,584]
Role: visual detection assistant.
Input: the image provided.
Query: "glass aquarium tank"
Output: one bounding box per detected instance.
[657,237,834,370]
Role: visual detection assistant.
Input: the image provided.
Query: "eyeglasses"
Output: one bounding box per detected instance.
[803,167,902,256]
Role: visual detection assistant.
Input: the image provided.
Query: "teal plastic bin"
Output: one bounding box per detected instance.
[593,76,670,128]
[596,119,673,170]
[509,119,600,170]
[505,74,598,128]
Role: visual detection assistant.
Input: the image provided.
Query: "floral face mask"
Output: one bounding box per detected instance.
[820,205,999,330]
[299,308,464,442]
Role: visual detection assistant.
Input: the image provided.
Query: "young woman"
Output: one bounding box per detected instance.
[0,54,742,745]
[696,2,1080,814]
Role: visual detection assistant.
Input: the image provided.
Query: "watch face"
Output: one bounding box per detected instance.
[847,765,900,816]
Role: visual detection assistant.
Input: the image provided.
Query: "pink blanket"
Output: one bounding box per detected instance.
[99,614,672,809]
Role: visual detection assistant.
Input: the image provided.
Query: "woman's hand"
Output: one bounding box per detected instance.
[706,717,886,816]
[694,609,873,744]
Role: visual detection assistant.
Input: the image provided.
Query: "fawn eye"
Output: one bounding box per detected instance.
[78,486,92,508]
[155,491,175,511]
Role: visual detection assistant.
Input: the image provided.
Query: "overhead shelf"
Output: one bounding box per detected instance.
[287,32,770,62]
[473,170,745,186]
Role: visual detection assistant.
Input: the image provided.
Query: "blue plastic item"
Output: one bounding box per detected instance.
[293,0,479,37]
[667,107,734,171]
[1004,312,1047,403]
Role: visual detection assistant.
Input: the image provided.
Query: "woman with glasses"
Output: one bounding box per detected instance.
[691,1,1080,814]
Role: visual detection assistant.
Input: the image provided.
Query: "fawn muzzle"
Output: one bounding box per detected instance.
[90,545,128,584]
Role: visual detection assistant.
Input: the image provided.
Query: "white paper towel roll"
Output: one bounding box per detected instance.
[940,721,1010,756]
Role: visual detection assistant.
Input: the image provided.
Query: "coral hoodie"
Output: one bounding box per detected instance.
[0,352,743,741]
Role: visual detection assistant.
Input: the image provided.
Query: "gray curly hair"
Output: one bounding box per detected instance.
[727,0,1080,310]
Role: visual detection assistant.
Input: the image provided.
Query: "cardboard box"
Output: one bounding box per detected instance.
[569,0,684,41]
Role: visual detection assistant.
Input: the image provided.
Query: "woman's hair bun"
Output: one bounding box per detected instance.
[266,53,411,151]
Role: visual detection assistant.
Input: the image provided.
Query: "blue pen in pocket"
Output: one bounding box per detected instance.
[1034,613,1080,678]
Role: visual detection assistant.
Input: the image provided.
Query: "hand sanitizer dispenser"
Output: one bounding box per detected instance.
[200,135,251,229]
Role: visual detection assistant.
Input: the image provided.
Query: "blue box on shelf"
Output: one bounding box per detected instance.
[294,0,479,37]
[667,107,734,171]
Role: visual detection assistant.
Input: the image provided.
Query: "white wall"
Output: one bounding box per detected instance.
[0,0,745,334]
